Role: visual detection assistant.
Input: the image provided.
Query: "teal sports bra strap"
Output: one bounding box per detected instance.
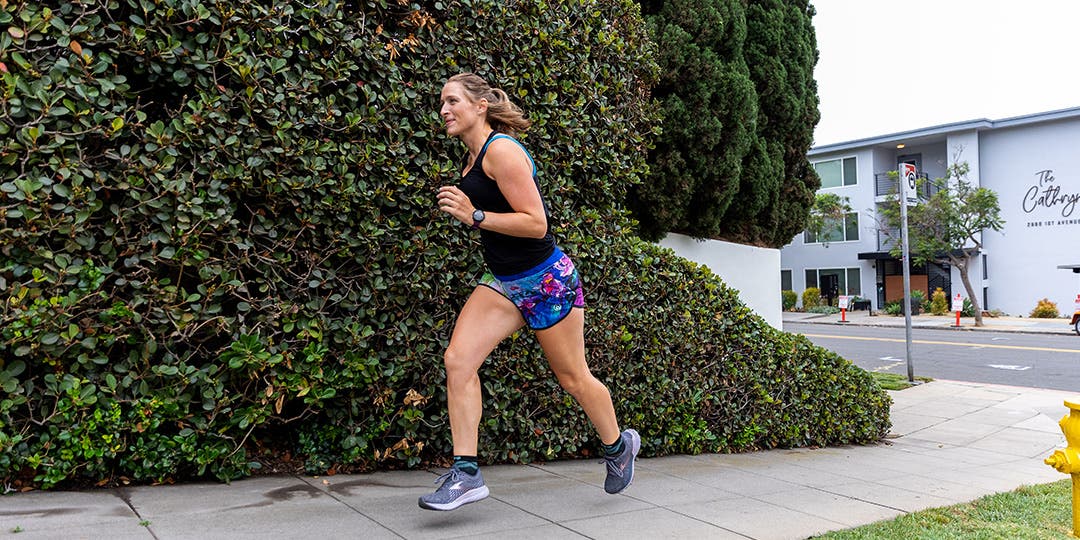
[481,133,537,176]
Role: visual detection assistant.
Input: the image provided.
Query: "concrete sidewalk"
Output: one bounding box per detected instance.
[783,308,1078,336]
[2,380,1075,539]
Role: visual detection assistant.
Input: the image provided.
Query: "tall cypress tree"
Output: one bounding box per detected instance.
[632,0,820,247]
[742,0,821,247]
[630,0,756,241]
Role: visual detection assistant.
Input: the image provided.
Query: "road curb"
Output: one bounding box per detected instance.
[784,317,1076,337]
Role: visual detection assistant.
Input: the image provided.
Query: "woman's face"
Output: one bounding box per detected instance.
[440,82,485,137]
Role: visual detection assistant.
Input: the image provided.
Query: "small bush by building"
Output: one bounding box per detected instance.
[961,297,976,317]
[1030,298,1060,318]
[910,290,926,315]
[782,290,798,311]
[930,288,949,315]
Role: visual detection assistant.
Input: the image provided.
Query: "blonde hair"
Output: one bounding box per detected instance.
[447,72,532,136]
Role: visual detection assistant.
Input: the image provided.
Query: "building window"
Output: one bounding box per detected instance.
[804,212,860,243]
[845,212,859,241]
[982,254,988,279]
[781,270,792,291]
[847,268,861,296]
[804,268,862,296]
[813,157,857,188]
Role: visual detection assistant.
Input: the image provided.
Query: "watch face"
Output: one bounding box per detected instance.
[472,209,485,222]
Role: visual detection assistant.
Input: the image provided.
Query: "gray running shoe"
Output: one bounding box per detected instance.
[418,468,490,511]
[603,428,641,494]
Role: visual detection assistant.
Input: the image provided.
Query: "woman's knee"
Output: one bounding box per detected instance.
[443,347,479,387]
[555,370,595,397]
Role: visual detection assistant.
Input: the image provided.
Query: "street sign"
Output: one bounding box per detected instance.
[901,163,918,207]
[898,163,917,381]
[951,293,964,327]
[838,295,851,309]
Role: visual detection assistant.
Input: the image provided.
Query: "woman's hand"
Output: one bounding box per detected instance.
[437,185,474,226]
[437,140,547,238]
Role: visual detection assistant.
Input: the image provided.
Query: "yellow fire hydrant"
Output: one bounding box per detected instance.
[1046,398,1080,538]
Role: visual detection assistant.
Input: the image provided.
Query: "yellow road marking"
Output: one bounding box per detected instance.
[800,333,1080,354]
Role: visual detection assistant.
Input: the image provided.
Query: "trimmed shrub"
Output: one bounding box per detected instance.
[0,0,889,490]
[801,287,821,310]
[910,290,926,315]
[930,288,949,315]
[1030,298,1060,318]
[883,293,930,316]
[781,290,797,311]
[961,297,976,317]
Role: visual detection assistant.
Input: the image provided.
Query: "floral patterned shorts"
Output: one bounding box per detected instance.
[479,248,585,330]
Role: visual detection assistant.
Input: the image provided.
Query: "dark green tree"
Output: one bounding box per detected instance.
[631,0,757,241]
[631,0,820,247]
[735,0,821,246]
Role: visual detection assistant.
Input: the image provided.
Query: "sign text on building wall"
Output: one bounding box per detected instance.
[1023,169,1080,228]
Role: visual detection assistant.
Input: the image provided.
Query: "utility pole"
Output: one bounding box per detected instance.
[899,163,918,382]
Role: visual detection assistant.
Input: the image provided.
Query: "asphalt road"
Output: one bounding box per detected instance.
[784,322,1080,392]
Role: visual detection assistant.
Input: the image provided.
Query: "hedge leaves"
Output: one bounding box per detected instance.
[0,0,887,489]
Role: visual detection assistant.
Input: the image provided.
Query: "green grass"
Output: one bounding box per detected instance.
[870,372,933,391]
[814,479,1075,539]
[848,358,1073,538]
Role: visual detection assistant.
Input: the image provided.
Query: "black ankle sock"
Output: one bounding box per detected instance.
[601,437,624,457]
[452,456,479,474]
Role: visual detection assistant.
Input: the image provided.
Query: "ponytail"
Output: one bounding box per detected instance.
[446,73,532,136]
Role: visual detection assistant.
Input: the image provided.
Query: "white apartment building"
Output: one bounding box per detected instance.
[780,106,1080,316]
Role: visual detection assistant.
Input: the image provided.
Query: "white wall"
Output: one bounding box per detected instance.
[660,233,782,330]
[947,130,981,186]
[979,118,1080,315]
[944,133,988,310]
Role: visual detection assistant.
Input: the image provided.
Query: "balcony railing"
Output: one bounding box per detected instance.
[877,226,900,252]
[874,172,939,198]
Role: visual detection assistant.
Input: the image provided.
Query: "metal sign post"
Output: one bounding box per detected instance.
[899,163,918,382]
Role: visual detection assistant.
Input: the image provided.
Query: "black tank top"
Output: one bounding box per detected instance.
[459,132,555,276]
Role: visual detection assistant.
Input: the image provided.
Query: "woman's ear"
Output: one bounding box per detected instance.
[477,98,488,114]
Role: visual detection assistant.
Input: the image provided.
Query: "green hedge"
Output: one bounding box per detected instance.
[782,290,798,311]
[0,0,888,489]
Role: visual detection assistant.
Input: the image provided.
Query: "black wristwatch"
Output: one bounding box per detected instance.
[471,208,486,230]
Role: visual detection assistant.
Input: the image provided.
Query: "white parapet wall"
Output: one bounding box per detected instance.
[659,233,783,330]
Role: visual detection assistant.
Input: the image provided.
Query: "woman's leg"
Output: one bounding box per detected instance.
[534,308,620,444]
[444,286,524,456]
